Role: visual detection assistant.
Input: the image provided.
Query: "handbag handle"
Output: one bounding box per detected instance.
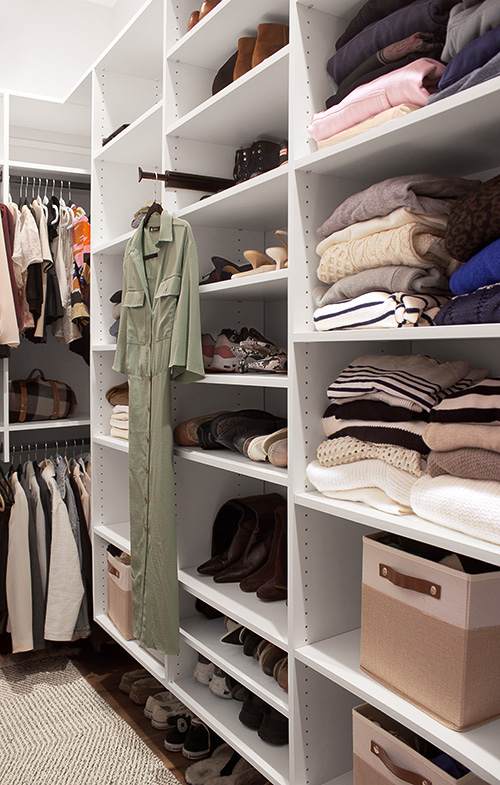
[379,564,441,599]
[371,741,432,785]
[27,368,46,380]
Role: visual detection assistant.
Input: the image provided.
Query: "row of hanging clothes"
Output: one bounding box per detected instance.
[0,177,91,363]
[0,439,92,654]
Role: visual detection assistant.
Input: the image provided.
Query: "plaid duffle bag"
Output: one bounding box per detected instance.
[9,368,77,423]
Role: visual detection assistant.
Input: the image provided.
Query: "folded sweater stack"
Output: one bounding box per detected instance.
[428,0,500,104]
[411,377,500,543]
[313,173,481,331]
[306,353,488,514]
[307,0,459,149]
[110,404,129,440]
[434,174,500,324]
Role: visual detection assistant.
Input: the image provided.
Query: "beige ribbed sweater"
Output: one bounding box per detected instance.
[317,222,459,285]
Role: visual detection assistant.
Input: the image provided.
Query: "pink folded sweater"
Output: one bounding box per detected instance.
[308,58,445,143]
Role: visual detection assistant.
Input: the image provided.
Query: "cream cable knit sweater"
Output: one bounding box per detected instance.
[411,475,500,545]
[317,222,459,285]
[316,207,449,256]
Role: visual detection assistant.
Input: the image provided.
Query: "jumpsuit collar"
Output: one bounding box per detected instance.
[130,210,174,308]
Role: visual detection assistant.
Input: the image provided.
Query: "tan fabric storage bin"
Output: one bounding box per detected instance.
[353,703,489,785]
[360,532,500,731]
[107,552,135,641]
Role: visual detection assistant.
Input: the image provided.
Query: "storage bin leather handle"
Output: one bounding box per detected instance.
[108,564,120,578]
[379,564,441,599]
[371,741,432,785]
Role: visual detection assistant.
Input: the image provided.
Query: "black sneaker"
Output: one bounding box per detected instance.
[258,707,289,745]
[163,714,192,752]
[233,146,252,183]
[249,140,281,179]
[182,717,222,760]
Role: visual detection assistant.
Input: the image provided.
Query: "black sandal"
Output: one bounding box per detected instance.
[200,256,252,284]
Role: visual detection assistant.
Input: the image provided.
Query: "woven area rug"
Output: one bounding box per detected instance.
[0,656,182,785]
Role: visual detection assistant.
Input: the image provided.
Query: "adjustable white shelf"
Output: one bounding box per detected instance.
[296,629,500,785]
[94,101,163,165]
[179,567,288,649]
[294,325,500,342]
[166,48,289,147]
[93,434,129,453]
[295,491,500,567]
[93,521,131,554]
[180,614,289,716]
[176,165,288,231]
[193,373,288,388]
[169,677,289,785]
[166,0,289,68]
[296,76,500,180]
[175,446,288,485]
[95,613,166,682]
[199,269,288,301]
[9,416,91,432]
[92,230,134,255]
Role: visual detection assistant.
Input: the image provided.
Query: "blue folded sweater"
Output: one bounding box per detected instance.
[439,24,500,90]
[449,237,500,295]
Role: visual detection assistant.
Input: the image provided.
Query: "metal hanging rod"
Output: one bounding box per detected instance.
[0,173,91,192]
[138,166,233,193]
[0,437,90,454]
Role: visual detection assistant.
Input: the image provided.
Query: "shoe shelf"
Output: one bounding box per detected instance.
[180,614,289,716]
[167,0,289,69]
[93,521,131,554]
[175,445,288,485]
[175,165,288,231]
[94,101,163,166]
[293,325,500,343]
[168,676,289,785]
[295,76,500,181]
[179,567,288,649]
[92,229,134,256]
[94,0,163,82]
[193,373,288,388]
[294,491,500,567]
[93,433,129,453]
[95,612,166,682]
[296,629,500,785]
[9,416,91,431]
[166,47,289,147]
[199,269,288,302]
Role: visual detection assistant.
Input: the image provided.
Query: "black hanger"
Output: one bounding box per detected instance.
[142,200,163,260]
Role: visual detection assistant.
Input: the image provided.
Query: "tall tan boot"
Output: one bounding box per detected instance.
[233,36,257,81]
[252,24,289,68]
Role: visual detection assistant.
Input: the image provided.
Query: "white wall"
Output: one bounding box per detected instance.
[0,0,145,100]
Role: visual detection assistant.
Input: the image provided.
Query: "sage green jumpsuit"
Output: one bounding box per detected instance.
[113,210,204,654]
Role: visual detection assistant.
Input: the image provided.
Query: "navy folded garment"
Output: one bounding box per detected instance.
[327,0,456,85]
[434,283,500,325]
[449,238,500,296]
[335,0,420,51]
[439,24,500,90]
[428,48,500,104]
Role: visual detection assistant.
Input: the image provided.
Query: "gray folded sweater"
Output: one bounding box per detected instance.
[313,265,450,306]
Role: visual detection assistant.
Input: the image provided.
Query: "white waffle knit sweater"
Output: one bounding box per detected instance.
[411,475,500,545]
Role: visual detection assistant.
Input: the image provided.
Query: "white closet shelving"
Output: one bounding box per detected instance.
[0,82,92,461]
[89,2,500,785]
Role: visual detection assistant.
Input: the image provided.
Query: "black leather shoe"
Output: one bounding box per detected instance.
[249,140,281,179]
[233,146,253,183]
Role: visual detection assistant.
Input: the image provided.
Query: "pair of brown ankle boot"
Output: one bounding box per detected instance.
[234,24,289,81]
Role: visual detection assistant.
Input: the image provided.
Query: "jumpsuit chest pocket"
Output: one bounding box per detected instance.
[122,290,147,345]
[154,275,181,341]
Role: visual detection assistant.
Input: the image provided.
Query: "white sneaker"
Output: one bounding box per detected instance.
[193,660,215,686]
[208,667,232,699]
[151,700,190,729]
[144,690,175,720]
